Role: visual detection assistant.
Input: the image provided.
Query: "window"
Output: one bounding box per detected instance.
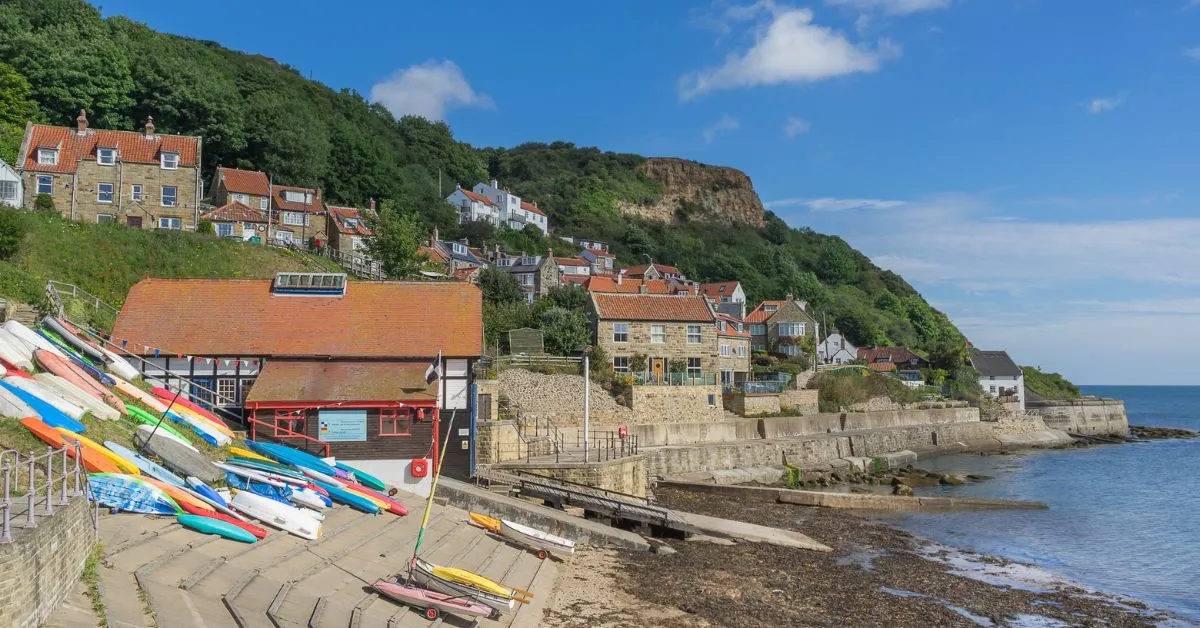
[753,344,766,351]
[738,345,747,357]
[96,214,114,224]
[613,323,629,343]
[272,409,305,437]
[750,324,766,336]
[283,190,311,204]
[131,184,143,202]
[96,182,114,203]
[37,149,58,166]
[763,304,778,313]
[989,385,997,394]
[721,296,730,303]
[736,323,743,333]
[0,181,16,202]
[259,196,269,210]
[216,223,234,237]
[520,274,535,286]
[216,378,236,405]
[379,408,412,436]
[282,211,306,226]
[232,193,249,204]
[717,320,727,333]
[160,152,180,169]
[158,217,182,230]
[779,322,805,337]
[161,186,177,207]
[687,357,702,379]
[720,344,731,357]
[651,324,666,344]
[240,378,255,401]
[96,147,116,165]
[613,356,630,373]
[37,175,53,195]
[782,345,798,356]
[686,325,701,344]
[344,218,358,230]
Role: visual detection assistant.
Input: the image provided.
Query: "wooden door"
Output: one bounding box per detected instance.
[126,216,142,228]
[651,358,665,383]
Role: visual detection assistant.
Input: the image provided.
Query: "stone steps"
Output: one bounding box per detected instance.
[42,580,102,628]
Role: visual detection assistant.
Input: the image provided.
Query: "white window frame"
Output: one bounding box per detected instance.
[613,323,629,343]
[651,325,666,344]
[232,193,249,204]
[687,357,702,378]
[0,180,17,202]
[750,324,766,336]
[96,147,116,166]
[737,345,747,357]
[344,218,358,230]
[158,217,182,230]
[687,325,702,344]
[283,190,310,204]
[161,186,178,207]
[719,344,731,357]
[161,152,180,170]
[131,184,143,202]
[96,214,115,224]
[612,356,630,373]
[37,149,58,166]
[36,175,53,195]
[259,196,268,210]
[215,223,235,238]
[96,182,114,203]
[216,378,237,404]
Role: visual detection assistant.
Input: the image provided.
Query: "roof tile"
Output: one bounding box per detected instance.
[202,201,267,223]
[244,361,436,404]
[591,293,714,322]
[217,167,270,196]
[22,124,200,174]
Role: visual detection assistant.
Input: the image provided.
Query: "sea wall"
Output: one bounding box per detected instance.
[1029,399,1129,437]
[629,385,724,423]
[495,455,648,498]
[0,497,96,628]
[758,406,980,439]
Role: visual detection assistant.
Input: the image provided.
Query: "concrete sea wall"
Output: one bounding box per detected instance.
[0,497,96,628]
[1029,399,1129,437]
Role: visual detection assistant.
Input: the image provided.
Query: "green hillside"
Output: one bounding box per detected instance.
[0,0,965,355]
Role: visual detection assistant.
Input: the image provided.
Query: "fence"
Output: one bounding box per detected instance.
[574,430,640,462]
[632,372,718,387]
[1,445,90,544]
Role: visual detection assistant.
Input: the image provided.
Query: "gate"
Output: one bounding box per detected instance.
[437,408,472,480]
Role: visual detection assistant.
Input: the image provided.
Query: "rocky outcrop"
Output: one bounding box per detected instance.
[498,368,633,426]
[619,158,765,228]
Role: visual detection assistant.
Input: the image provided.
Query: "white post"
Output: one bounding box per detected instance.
[583,351,590,463]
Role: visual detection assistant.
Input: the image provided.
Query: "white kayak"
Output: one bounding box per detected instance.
[135,422,199,452]
[287,487,330,512]
[3,376,87,420]
[2,320,65,358]
[0,330,34,369]
[499,519,576,558]
[33,373,121,421]
[215,462,290,488]
[229,490,321,540]
[0,384,36,419]
[98,346,140,381]
[217,463,326,518]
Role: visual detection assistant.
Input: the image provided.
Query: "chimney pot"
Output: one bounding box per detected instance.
[431,226,439,247]
[786,292,794,301]
[76,109,89,134]
[368,198,376,211]
[143,115,154,136]
[617,270,624,286]
[639,284,649,294]
[491,179,499,189]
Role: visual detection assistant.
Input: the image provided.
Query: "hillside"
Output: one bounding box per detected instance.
[0,0,965,355]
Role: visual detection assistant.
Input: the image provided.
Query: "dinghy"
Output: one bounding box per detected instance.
[372,580,496,621]
[499,519,576,559]
[408,557,519,614]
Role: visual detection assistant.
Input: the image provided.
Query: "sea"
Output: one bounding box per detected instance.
[886,386,1200,623]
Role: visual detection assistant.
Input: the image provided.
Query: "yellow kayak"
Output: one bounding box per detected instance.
[228,446,273,462]
[430,565,532,601]
[55,428,140,475]
[469,512,501,534]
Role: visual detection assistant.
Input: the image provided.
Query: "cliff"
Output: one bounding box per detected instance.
[617,158,766,228]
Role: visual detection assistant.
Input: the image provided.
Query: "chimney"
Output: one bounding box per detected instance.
[547,248,553,259]
[430,226,439,247]
[143,115,155,137]
[75,109,89,134]
[786,292,794,301]
[491,179,499,189]
[617,269,625,286]
[493,244,500,259]
[368,198,376,211]
[639,284,649,294]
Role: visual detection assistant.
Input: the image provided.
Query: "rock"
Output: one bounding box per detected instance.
[849,487,873,494]
[830,471,844,483]
[940,474,965,486]
[966,474,992,481]
[652,544,678,555]
[893,484,914,497]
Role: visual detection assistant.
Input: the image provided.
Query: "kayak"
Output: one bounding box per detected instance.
[0,384,36,419]
[181,507,267,540]
[3,376,87,421]
[22,418,119,473]
[469,512,502,534]
[3,320,66,358]
[150,388,231,430]
[104,441,186,487]
[1,380,87,432]
[228,490,321,540]
[134,425,224,484]
[332,477,408,516]
[41,316,106,364]
[34,349,126,414]
[334,461,386,491]
[296,472,380,514]
[0,330,34,370]
[33,373,121,421]
[126,406,195,447]
[186,477,227,507]
[372,579,496,621]
[88,473,180,515]
[177,513,257,543]
[246,441,337,476]
[228,446,273,462]
[161,402,233,445]
[135,476,215,513]
[50,318,141,381]
[55,428,140,475]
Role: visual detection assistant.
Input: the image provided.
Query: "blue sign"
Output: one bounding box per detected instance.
[318,409,367,442]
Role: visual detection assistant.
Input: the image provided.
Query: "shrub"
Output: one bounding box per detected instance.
[33,193,55,213]
[0,208,25,260]
[196,219,214,235]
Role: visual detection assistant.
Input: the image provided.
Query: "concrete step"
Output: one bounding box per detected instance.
[98,565,153,628]
[42,579,102,628]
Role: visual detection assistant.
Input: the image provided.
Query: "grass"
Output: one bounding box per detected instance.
[1021,366,1081,400]
[82,542,107,627]
[809,369,923,413]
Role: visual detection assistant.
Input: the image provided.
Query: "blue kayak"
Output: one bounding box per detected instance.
[89,473,180,515]
[177,514,256,543]
[0,380,86,433]
[335,461,387,491]
[104,441,186,487]
[186,477,227,507]
[245,441,338,476]
[303,476,380,514]
[225,472,294,506]
[224,457,309,480]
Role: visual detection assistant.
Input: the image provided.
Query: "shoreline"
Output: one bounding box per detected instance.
[541,485,1180,627]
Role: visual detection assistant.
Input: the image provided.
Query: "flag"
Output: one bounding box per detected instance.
[424,350,442,385]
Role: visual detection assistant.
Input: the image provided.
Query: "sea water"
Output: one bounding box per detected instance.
[887,386,1200,621]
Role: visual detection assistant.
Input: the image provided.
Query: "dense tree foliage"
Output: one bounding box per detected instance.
[1021,366,1081,400]
[0,60,39,164]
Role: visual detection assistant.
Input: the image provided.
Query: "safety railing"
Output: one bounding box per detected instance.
[244,414,331,458]
[573,430,640,461]
[632,372,718,387]
[2,445,89,544]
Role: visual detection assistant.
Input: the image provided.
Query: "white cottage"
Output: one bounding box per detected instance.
[0,158,21,208]
[446,186,500,226]
[970,349,1025,411]
[472,179,549,235]
[818,332,858,365]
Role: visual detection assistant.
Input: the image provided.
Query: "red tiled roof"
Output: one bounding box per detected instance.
[201,201,266,223]
[452,267,481,282]
[111,279,482,358]
[520,200,545,216]
[553,257,590,267]
[327,205,372,236]
[21,123,200,174]
[273,185,326,213]
[858,346,923,365]
[591,293,714,322]
[745,300,794,324]
[700,282,740,299]
[623,263,683,278]
[217,167,270,196]
[716,313,750,337]
[581,276,671,294]
[420,246,448,264]
[244,361,436,404]
[460,189,496,207]
[867,361,897,373]
[561,275,589,286]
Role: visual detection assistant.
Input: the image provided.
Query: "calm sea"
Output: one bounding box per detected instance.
[888,386,1200,622]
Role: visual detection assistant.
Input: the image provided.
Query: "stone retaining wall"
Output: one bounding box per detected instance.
[778,388,819,414]
[724,393,780,416]
[498,369,631,427]
[1029,399,1129,437]
[474,420,524,464]
[496,456,648,498]
[0,497,95,628]
[630,384,723,423]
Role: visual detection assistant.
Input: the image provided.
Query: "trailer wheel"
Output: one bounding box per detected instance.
[424,606,439,620]
[537,549,548,560]
[489,609,502,620]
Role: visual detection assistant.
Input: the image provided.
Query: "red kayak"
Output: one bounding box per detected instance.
[372,580,494,621]
[177,499,268,539]
[335,478,408,516]
[151,388,229,428]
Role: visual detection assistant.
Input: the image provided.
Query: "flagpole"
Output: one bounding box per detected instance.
[406,349,445,583]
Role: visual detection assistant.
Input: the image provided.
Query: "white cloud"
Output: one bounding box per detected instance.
[679,7,899,100]
[1086,93,1126,114]
[767,196,906,210]
[369,60,492,121]
[702,115,741,142]
[1185,46,1200,60]
[826,0,951,15]
[783,116,812,138]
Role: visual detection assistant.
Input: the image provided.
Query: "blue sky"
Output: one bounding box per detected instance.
[99,0,1200,385]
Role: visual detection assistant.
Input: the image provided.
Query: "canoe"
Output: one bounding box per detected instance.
[3,376,87,421]
[334,461,387,491]
[135,425,223,484]
[88,473,180,515]
[3,320,66,358]
[186,477,227,507]
[228,446,273,462]
[247,441,337,476]
[50,318,141,381]
[408,557,518,614]
[104,441,186,487]
[469,512,502,534]
[372,580,496,621]
[181,507,267,540]
[34,349,126,414]
[36,327,98,368]
[2,380,86,432]
[0,331,34,370]
[0,385,36,419]
[22,418,119,473]
[33,373,121,421]
[136,476,214,513]
[499,519,576,558]
[41,316,106,364]
[126,406,195,448]
[55,428,140,475]
[229,490,321,540]
[333,478,408,516]
[297,474,380,514]
[177,513,257,543]
[150,388,231,430]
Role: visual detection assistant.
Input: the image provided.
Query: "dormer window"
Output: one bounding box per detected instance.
[451,243,467,256]
[521,256,537,266]
[96,147,116,166]
[344,218,358,229]
[37,148,58,166]
[764,305,779,313]
[160,152,180,170]
[283,190,312,204]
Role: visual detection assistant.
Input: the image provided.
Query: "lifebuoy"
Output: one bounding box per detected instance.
[618,425,628,440]
[410,458,428,478]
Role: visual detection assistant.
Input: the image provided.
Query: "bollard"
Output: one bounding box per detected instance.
[25,454,36,528]
[44,447,55,516]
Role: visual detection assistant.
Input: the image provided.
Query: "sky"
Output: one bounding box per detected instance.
[97,0,1200,385]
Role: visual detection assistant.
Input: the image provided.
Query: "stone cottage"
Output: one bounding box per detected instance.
[590,292,718,382]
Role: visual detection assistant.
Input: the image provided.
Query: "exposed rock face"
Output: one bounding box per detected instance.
[619,157,766,228]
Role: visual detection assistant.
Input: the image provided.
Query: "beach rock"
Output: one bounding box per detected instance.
[893,484,914,497]
[940,474,965,486]
[966,474,991,481]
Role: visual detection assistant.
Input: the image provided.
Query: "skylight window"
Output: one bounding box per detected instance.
[272,272,347,297]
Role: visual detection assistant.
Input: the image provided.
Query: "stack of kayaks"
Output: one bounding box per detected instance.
[88,473,264,543]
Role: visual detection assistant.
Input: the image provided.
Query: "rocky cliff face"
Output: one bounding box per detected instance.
[618,158,766,228]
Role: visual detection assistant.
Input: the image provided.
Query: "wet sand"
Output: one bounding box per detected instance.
[541,486,1171,627]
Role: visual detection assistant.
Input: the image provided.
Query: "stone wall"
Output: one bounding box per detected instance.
[595,318,719,375]
[474,420,525,464]
[724,393,780,417]
[26,160,200,229]
[498,369,632,427]
[0,497,96,628]
[778,388,818,414]
[758,406,980,439]
[630,384,723,423]
[498,456,648,498]
[1029,399,1129,436]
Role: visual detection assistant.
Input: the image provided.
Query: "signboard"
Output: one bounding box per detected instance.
[318,409,367,442]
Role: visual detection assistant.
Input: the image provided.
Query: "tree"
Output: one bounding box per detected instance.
[539,307,590,356]
[0,61,39,164]
[364,205,425,279]
[546,283,588,311]
[0,208,25,259]
[816,239,859,285]
[762,211,791,245]
[477,267,523,304]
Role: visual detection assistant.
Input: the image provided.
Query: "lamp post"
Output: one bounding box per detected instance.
[582,346,592,462]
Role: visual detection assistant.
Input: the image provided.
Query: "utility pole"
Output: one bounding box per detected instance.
[266,175,274,244]
[583,347,591,463]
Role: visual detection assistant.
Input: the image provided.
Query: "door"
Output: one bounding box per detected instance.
[651,358,665,383]
[126,216,142,228]
[477,394,492,422]
[437,408,472,480]
[190,377,214,410]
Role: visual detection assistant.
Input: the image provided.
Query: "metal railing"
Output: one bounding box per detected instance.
[264,240,387,280]
[574,430,640,461]
[245,415,331,458]
[45,280,121,329]
[495,354,583,369]
[632,372,718,386]
[2,445,89,544]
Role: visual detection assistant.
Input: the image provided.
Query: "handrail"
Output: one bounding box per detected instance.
[245,414,330,458]
[2,444,86,544]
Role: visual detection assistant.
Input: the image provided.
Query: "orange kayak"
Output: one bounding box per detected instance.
[23,417,121,474]
[151,389,230,429]
[140,477,215,513]
[34,349,127,415]
[469,512,502,534]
